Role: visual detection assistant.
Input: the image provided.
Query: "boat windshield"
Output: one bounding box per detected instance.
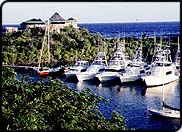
[92,60,105,65]
[87,65,102,72]
[75,62,88,66]
[156,62,172,67]
[109,60,124,66]
[69,68,79,72]
[104,69,119,72]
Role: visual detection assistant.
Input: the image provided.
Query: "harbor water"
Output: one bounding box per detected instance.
[16,72,181,130]
[63,78,181,130]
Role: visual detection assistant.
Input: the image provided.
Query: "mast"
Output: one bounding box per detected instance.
[38,25,48,68]
[47,19,50,64]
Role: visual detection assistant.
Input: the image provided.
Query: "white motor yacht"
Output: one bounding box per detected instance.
[119,47,150,83]
[96,41,130,83]
[119,63,146,83]
[142,46,179,87]
[76,52,108,82]
[64,61,89,80]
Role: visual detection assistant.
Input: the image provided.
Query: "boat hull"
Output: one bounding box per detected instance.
[38,71,49,78]
[120,75,141,83]
[76,73,96,82]
[148,108,180,119]
[48,69,65,78]
[96,72,119,83]
[65,73,77,79]
[142,74,179,87]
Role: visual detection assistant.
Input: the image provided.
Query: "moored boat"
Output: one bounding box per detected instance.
[148,108,180,118]
[64,60,89,80]
[142,46,179,87]
[76,52,108,82]
[119,46,150,83]
[38,67,50,78]
[96,39,130,83]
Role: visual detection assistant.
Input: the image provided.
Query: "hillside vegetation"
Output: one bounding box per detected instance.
[2,26,178,67]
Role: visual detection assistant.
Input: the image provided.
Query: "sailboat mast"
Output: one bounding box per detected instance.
[47,19,51,64]
[38,25,47,68]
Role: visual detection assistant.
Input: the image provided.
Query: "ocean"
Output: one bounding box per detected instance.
[78,22,180,38]
[2,21,180,38]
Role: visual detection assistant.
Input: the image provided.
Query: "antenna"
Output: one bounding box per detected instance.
[162,49,165,110]
[168,34,171,47]
[154,31,156,45]
[123,31,125,44]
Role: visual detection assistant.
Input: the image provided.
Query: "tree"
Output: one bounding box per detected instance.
[2,68,126,130]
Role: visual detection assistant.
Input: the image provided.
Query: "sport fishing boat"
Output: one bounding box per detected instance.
[76,52,108,82]
[142,46,179,87]
[119,47,149,83]
[64,60,89,80]
[96,39,130,83]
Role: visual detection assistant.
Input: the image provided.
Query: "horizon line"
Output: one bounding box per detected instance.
[2,20,180,25]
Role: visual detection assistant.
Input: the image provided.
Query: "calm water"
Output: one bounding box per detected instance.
[16,72,181,130]
[62,79,181,130]
[2,22,180,38]
[78,22,180,38]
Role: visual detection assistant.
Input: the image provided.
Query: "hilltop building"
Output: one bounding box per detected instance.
[5,27,18,33]
[20,18,45,29]
[20,12,78,33]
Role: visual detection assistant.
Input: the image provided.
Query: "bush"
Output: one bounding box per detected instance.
[2,68,126,130]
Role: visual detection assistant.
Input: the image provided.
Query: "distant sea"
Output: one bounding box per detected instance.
[2,22,180,38]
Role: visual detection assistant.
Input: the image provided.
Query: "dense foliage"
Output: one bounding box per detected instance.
[2,67,126,130]
[2,26,178,67]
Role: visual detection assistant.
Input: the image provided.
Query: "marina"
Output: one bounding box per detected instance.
[2,6,180,130]
[2,22,181,130]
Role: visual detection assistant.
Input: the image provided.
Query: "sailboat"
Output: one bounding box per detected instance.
[37,20,50,78]
[147,63,180,118]
[37,19,65,78]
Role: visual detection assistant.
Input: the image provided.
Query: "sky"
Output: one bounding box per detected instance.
[1,2,180,24]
